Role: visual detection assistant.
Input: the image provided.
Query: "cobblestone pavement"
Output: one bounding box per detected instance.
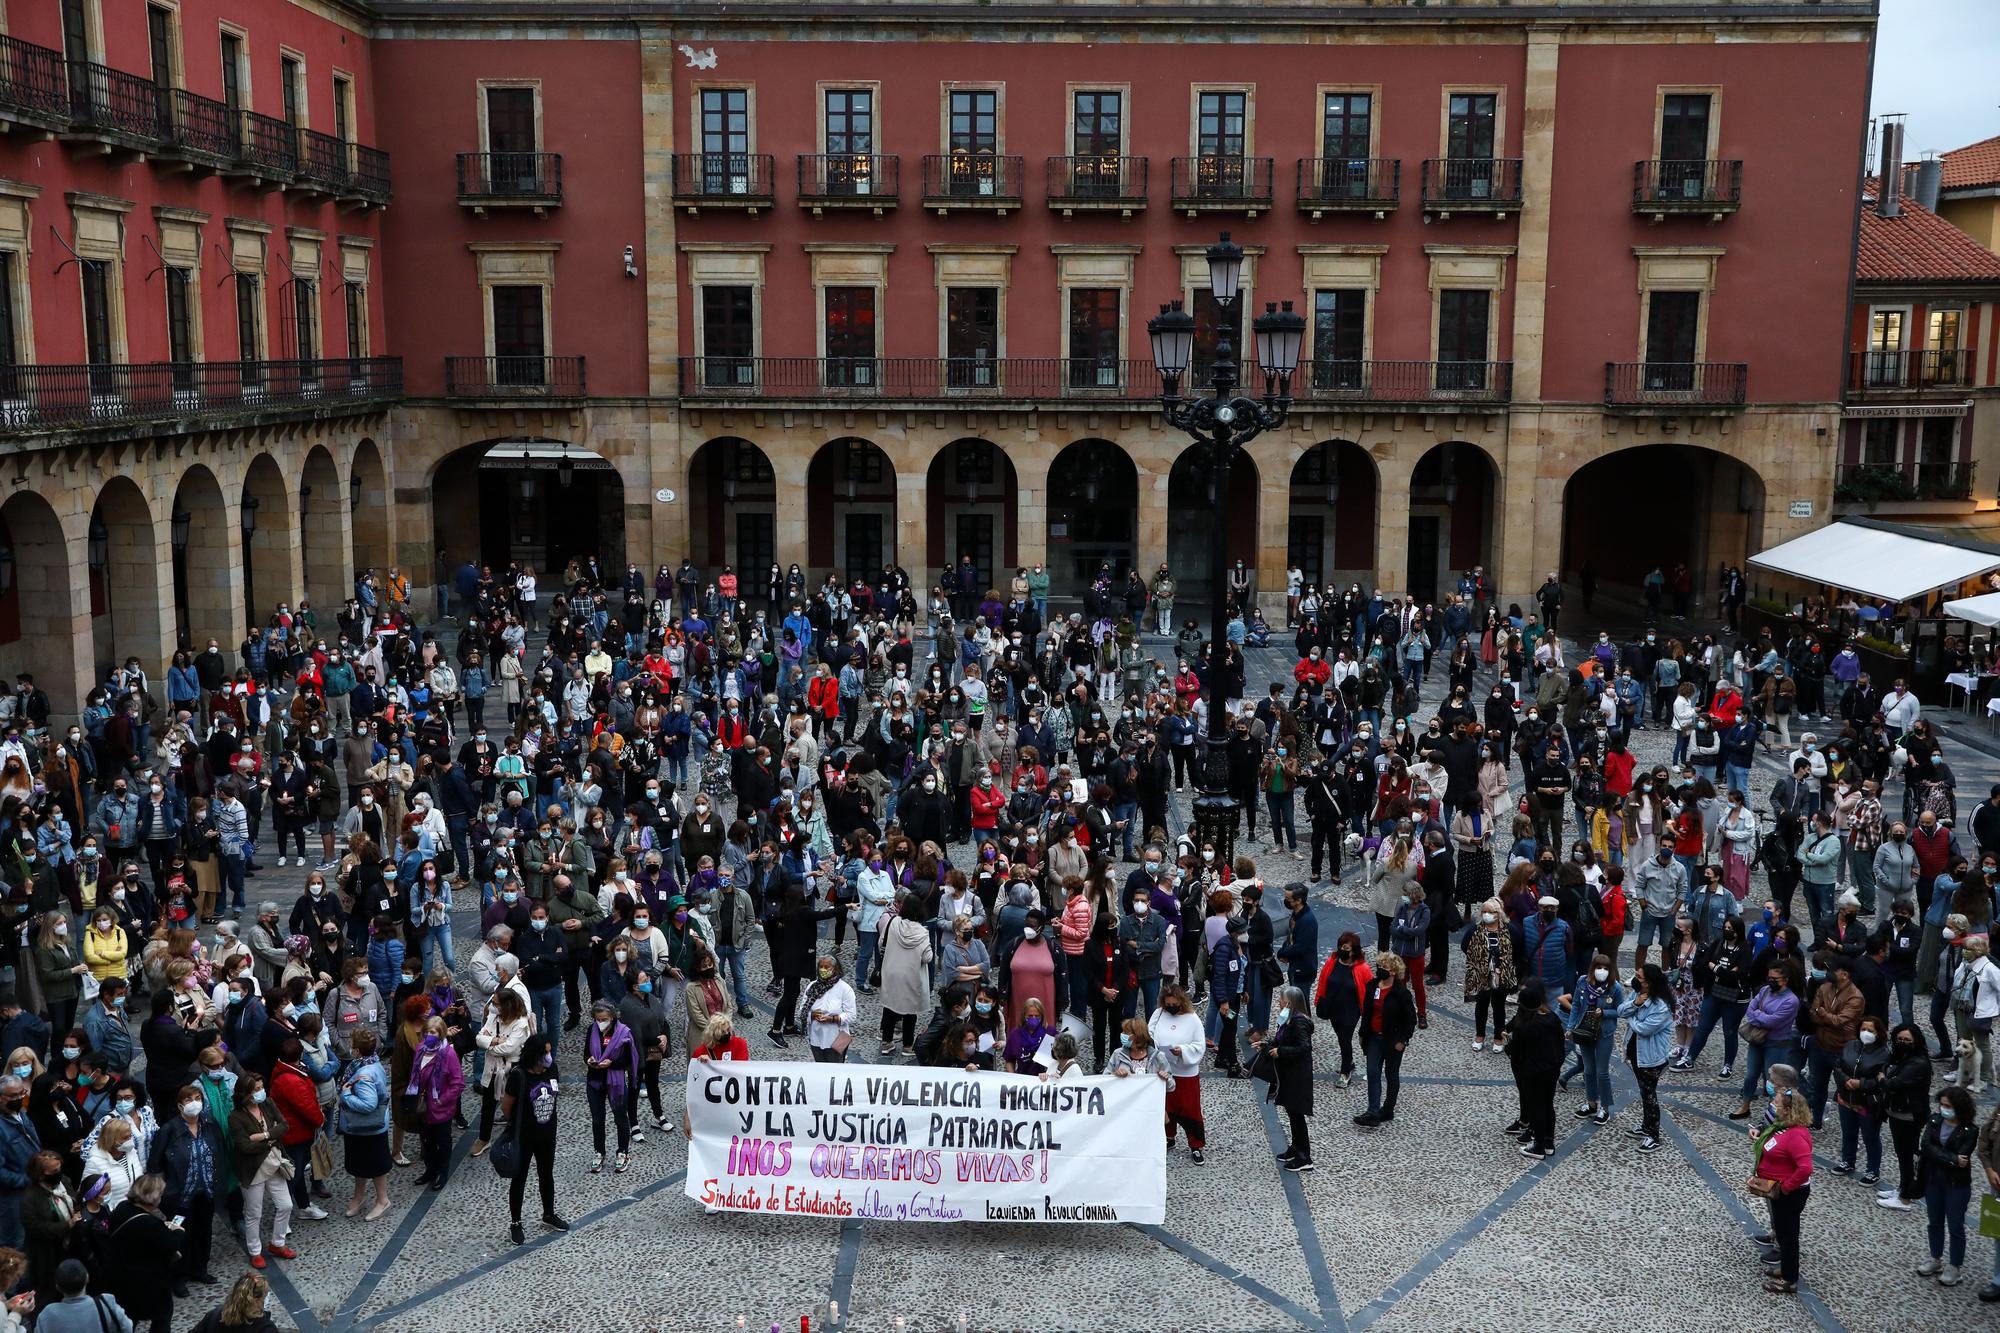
[221,621,1997,1333]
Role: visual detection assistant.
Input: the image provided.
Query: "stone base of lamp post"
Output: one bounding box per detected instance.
[1189,738,1239,867]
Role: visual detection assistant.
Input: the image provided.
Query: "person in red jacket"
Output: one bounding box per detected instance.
[1294,650,1331,696]
[1312,931,1374,1086]
[804,663,841,739]
[969,768,1007,835]
[270,1036,329,1219]
[1709,682,1744,727]
[1601,733,1636,801]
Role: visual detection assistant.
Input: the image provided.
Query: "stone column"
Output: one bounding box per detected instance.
[639,36,682,399]
[302,487,354,615]
[1509,28,1563,405]
[1374,447,1413,600]
[1498,408,1549,607]
[183,503,243,653]
[1246,432,1298,621]
[106,515,174,676]
[1134,441,1172,576]
[1013,443,1053,574]
[772,440,811,574]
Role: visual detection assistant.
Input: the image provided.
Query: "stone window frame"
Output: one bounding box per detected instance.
[816,80,883,159]
[1424,243,1515,366]
[476,78,545,156]
[804,242,894,363]
[0,180,41,367]
[466,241,561,362]
[928,244,1016,363]
[1049,244,1141,368]
[1064,82,1131,160]
[681,242,771,363]
[938,81,1007,156]
[286,226,325,361]
[1314,83,1383,161]
[1437,85,1507,160]
[225,217,272,361]
[153,204,208,362]
[338,237,372,357]
[67,191,134,366]
[1632,244,1724,363]
[1187,82,1257,160]
[1652,85,1724,162]
[1298,244,1387,365]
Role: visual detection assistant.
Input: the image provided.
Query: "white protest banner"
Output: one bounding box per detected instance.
[684,1060,1166,1224]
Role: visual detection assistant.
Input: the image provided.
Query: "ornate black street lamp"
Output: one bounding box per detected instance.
[1146,231,1305,861]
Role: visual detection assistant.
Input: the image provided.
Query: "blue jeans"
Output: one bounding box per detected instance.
[1119,975,1161,1021]
[716,945,753,1011]
[1891,977,1915,1028]
[530,984,565,1052]
[1687,994,1746,1067]
[222,854,247,914]
[0,1189,19,1250]
[421,923,455,978]
[1112,801,1138,858]
[1671,730,1690,765]
[1265,791,1297,850]
[1805,1044,1840,1126]
[854,929,879,990]
[447,815,473,882]
[1926,1178,1971,1266]
[1067,953,1093,1021]
[1802,880,1836,939]
[1364,1036,1403,1116]
[1741,1037,1798,1104]
[1580,1033,1615,1109]
[1724,763,1751,802]
[1836,1105,1882,1174]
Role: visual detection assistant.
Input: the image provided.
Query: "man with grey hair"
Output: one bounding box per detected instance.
[0,1073,39,1248]
[247,901,287,995]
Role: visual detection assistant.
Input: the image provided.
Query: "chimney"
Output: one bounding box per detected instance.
[1878,118,1904,217]
[1913,153,1943,212]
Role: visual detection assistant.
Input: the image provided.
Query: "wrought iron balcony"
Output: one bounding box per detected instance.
[797,154,898,213]
[921,154,1025,211]
[1603,361,1748,410]
[670,152,775,210]
[349,146,392,205]
[457,152,563,212]
[160,88,236,169]
[62,59,162,145]
[295,129,353,194]
[233,110,297,181]
[444,355,587,398]
[675,356,1514,408]
[1046,155,1148,214]
[1834,460,1977,505]
[1633,159,1742,221]
[0,35,70,132]
[1420,158,1524,214]
[0,357,401,435]
[1846,349,1972,398]
[1170,156,1276,214]
[1296,157,1400,218]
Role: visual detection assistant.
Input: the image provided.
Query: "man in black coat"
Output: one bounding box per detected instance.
[1419,830,1457,982]
[1505,979,1566,1157]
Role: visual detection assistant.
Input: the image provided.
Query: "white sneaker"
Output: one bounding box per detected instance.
[299,1204,329,1221]
[275,856,287,867]
[1877,1194,1912,1212]
[1939,1264,1962,1286]
[1472,1039,1485,1052]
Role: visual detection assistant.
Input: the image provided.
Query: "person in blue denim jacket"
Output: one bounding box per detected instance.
[336,1026,393,1220]
[1561,953,1625,1124]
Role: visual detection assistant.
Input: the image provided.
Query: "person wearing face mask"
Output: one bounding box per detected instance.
[499,1032,569,1245]
[225,1072,294,1269]
[0,1072,38,1252]
[995,906,1062,1034]
[1560,953,1624,1125]
[1459,897,1516,1053]
[144,1076,226,1286]
[580,999,639,1174]
[1829,1013,1891,1185]
[1916,1084,1981,1286]
[1732,962,1803,1120]
[799,955,855,1065]
[1949,932,1999,1094]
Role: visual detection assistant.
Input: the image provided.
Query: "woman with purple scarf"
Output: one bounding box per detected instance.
[583,998,640,1173]
[407,1014,465,1190]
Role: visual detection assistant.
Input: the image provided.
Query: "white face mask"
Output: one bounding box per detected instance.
[1859,1030,1878,1046]
[1481,912,1497,924]
[1593,968,1609,983]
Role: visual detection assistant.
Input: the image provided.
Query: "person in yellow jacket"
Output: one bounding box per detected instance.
[82,906,131,985]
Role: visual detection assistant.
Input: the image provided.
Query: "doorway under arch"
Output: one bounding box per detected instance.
[687,437,777,580]
[1168,442,1260,615]
[1045,440,1138,605]
[0,489,83,717]
[807,439,897,583]
[86,477,162,681]
[1407,442,1497,606]
[170,466,231,650]
[432,439,627,581]
[349,438,390,580]
[1289,441,1379,592]
[300,446,347,614]
[241,453,296,632]
[926,439,1018,595]
[1560,443,1766,617]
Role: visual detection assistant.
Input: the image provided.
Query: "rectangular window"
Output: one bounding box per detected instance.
[332,75,352,143]
[80,259,113,363]
[219,31,244,149]
[0,253,18,397]
[165,266,193,386]
[1311,289,1366,390]
[344,283,364,360]
[1195,90,1247,198]
[700,285,755,385]
[1288,513,1325,589]
[1436,288,1490,391]
[1191,289,1241,383]
[1867,308,1907,386]
[280,55,304,128]
[735,511,774,584]
[823,88,874,194]
[292,279,316,363]
[1659,93,1712,163]
[1071,90,1122,196]
[1447,93,1497,159]
[1929,308,1966,385]
[698,88,751,192]
[1319,92,1373,199]
[1861,418,1900,468]
[490,285,546,383]
[1066,287,1120,388]
[945,287,998,387]
[484,86,540,195]
[235,272,262,385]
[60,0,92,66]
[1643,290,1700,390]
[947,89,998,196]
[823,286,876,386]
[147,5,176,89]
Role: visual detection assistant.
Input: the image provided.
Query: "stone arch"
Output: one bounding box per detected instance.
[300,445,349,615]
[431,438,628,582]
[1289,440,1380,592]
[1405,441,1499,605]
[170,465,235,651]
[806,438,897,582]
[1168,441,1260,616]
[1045,439,1139,606]
[686,437,777,578]
[926,439,1019,595]
[241,452,299,633]
[348,437,391,580]
[86,475,166,683]
[0,488,85,719]
[1560,442,1766,616]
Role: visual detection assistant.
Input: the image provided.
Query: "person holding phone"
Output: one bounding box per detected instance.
[800,956,856,1064]
[144,1083,225,1290]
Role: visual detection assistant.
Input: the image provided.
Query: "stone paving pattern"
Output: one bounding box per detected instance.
[182,619,2000,1333]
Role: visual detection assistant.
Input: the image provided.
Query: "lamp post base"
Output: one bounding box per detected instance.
[1189,738,1239,867]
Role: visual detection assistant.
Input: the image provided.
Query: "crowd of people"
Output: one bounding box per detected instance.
[0,549,1987,1328]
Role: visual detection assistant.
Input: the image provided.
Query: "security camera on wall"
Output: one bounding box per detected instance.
[623,245,638,278]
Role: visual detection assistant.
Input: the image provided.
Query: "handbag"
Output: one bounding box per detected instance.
[1746,1175,1780,1199]
[1247,1046,1277,1083]
[1980,1193,2000,1241]
[310,1132,335,1182]
[1572,1006,1602,1043]
[489,1110,525,1179]
[256,1145,295,1183]
[830,1030,852,1056]
[1259,957,1284,989]
[1739,1020,1770,1047]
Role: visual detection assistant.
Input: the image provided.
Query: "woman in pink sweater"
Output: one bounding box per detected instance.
[1752,1081,1815,1295]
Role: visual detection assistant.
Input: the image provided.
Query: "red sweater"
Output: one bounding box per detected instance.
[1757,1125,1813,1192]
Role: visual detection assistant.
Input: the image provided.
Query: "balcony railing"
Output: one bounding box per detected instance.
[1604,361,1748,408]
[797,153,899,208]
[161,87,237,166]
[1847,349,1972,396]
[1296,157,1400,214]
[293,129,351,192]
[350,146,392,204]
[444,355,587,397]
[1835,461,1977,505]
[1170,156,1276,211]
[0,35,70,129]
[670,152,776,207]
[64,59,162,142]
[236,110,297,178]
[1633,159,1742,216]
[0,357,401,433]
[457,151,563,207]
[1046,155,1148,211]
[921,154,1025,207]
[1421,158,1525,211]
[675,356,1513,406]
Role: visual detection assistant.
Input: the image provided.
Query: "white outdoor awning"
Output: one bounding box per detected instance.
[1747,519,2000,604]
[1942,591,2000,628]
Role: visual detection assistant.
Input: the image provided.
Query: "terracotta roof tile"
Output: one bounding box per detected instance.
[1856,190,2000,284]
[1940,134,2000,191]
